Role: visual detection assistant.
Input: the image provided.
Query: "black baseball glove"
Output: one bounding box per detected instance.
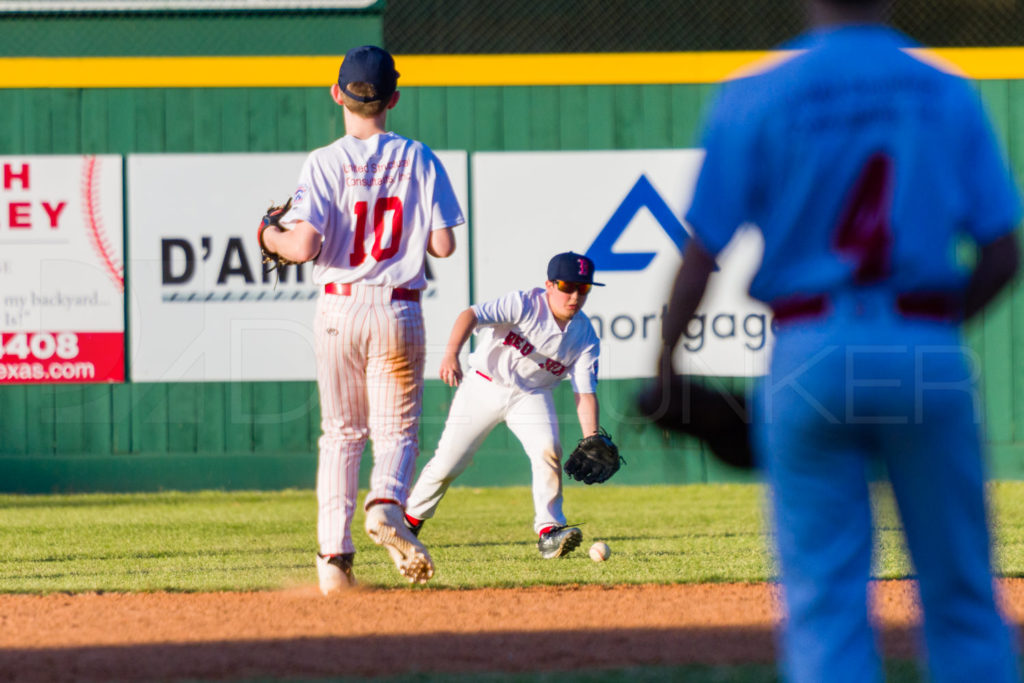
[565,428,623,484]
[635,374,755,470]
[256,197,299,272]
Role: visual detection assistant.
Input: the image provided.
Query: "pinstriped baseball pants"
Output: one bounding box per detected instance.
[314,286,425,556]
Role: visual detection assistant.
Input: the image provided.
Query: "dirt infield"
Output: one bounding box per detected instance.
[2,579,1024,682]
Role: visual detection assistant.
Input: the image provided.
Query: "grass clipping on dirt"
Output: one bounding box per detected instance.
[2,482,1024,593]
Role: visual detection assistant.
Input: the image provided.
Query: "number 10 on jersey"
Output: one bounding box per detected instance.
[350,196,404,266]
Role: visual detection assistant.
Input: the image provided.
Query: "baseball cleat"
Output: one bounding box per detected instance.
[537,525,583,559]
[365,503,435,584]
[316,552,356,594]
[404,514,424,538]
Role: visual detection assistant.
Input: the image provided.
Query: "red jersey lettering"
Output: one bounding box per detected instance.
[541,358,567,376]
[502,331,536,357]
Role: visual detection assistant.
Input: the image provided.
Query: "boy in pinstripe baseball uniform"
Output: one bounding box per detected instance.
[656,0,1021,680]
[260,45,465,592]
[404,252,603,559]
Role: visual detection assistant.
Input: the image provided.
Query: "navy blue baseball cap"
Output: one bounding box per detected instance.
[547,252,605,286]
[338,45,399,103]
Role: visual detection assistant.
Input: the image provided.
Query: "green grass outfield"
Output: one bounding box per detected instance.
[3,482,1024,682]
[5,482,1024,592]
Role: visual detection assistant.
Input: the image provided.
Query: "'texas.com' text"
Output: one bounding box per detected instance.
[0,360,96,381]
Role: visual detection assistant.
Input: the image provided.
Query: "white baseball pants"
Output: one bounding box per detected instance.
[315,286,425,556]
[406,370,566,534]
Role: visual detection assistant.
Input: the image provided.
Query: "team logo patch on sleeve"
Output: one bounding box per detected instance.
[293,185,308,204]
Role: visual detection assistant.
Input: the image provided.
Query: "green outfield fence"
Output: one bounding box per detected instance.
[0,2,1023,493]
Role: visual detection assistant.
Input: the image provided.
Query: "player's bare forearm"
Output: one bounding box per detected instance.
[440,308,478,386]
[445,308,478,355]
[659,240,716,374]
[574,392,599,437]
[964,231,1020,320]
[265,220,322,263]
[427,227,456,258]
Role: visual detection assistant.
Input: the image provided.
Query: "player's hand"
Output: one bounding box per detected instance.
[439,354,463,387]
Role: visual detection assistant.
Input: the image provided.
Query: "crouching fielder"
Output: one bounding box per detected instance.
[405,252,604,558]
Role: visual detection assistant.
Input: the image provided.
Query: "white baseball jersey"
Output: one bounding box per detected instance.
[406,287,601,534]
[469,287,600,394]
[298,131,465,560]
[285,131,464,287]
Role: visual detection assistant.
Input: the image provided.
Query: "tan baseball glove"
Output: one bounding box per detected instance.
[256,197,300,272]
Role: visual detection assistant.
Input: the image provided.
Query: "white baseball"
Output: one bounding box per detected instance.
[589,541,610,562]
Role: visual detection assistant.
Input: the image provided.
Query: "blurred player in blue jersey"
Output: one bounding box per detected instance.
[655,0,1022,680]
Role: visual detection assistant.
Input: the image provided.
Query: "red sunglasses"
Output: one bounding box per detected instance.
[554,280,592,295]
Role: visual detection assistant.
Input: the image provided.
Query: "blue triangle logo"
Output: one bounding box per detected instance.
[584,174,691,272]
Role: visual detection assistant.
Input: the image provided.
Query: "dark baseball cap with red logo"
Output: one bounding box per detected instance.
[338,45,399,103]
[547,252,605,286]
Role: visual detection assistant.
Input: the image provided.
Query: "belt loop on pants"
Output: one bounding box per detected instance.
[323,283,421,302]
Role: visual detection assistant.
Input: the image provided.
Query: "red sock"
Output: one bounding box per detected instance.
[405,513,422,527]
[538,526,554,537]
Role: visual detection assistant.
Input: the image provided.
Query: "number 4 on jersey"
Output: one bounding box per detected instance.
[350,196,404,266]
[833,152,894,284]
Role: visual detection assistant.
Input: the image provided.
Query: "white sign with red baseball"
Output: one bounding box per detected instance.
[0,155,125,384]
[472,149,772,379]
[127,151,470,382]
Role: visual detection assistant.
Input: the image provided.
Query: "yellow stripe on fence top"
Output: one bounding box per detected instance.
[1,48,1022,89]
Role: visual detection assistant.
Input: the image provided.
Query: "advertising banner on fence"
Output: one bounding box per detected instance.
[128,152,470,382]
[0,155,125,384]
[472,150,771,378]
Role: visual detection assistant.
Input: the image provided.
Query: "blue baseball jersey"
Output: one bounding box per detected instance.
[685,25,1022,304]
[690,24,1023,683]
